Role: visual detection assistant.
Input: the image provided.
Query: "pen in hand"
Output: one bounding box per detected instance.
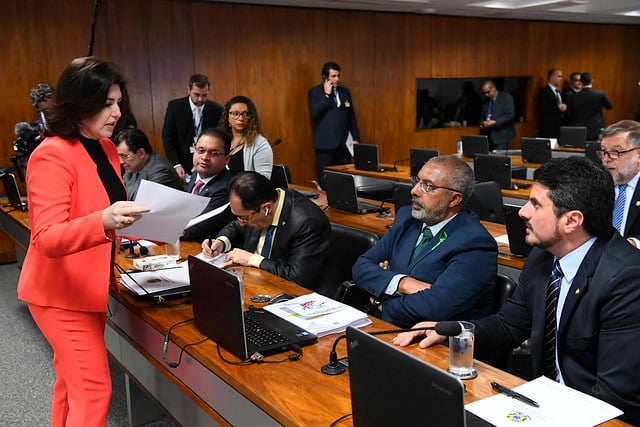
[491,382,539,408]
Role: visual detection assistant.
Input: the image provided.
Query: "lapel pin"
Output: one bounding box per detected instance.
[635,201,640,207]
[575,288,580,295]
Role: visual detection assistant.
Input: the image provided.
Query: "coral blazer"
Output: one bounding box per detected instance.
[17,136,123,312]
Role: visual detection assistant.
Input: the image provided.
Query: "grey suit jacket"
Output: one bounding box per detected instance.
[481,91,515,150]
[123,152,183,200]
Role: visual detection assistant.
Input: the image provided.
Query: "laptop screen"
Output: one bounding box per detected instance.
[461,135,489,158]
[1,172,27,210]
[353,144,380,171]
[410,148,438,177]
[347,327,472,426]
[520,138,551,164]
[559,126,587,148]
[503,204,532,257]
[474,154,512,190]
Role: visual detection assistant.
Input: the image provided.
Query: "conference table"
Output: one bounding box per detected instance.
[0,202,630,426]
[324,163,533,205]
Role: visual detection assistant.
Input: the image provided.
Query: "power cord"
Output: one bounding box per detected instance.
[329,412,353,426]
[216,343,303,366]
[162,318,194,368]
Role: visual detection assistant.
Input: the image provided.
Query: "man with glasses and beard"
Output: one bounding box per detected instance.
[352,155,497,327]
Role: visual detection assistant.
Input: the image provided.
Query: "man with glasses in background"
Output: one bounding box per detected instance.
[115,128,183,200]
[162,74,223,182]
[599,120,640,247]
[352,155,497,327]
[181,128,234,242]
[201,171,338,295]
[480,80,516,152]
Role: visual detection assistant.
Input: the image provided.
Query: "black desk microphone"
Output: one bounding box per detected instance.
[320,321,463,375]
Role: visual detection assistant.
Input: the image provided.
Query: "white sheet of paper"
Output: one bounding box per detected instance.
[116,179,209,243]
[466,376,622,427]
[494,234,509,245]
[346,132,354,156]
[119,262,190,296]
[184,203,230,230]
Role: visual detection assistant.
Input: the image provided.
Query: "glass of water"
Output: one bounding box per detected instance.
[448,321,477,379]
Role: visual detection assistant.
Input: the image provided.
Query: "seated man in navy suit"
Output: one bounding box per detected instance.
[395,157,640,425]
[181,128,234,242]
[352,155,497,327]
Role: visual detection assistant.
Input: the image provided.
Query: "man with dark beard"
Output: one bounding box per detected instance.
[394,157,640,425]
[352,155,497,327]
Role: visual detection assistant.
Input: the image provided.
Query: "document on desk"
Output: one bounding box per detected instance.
[116,180,209,243]
[466,376,622,427]
[264,292,371,337]
[119,262,190,296]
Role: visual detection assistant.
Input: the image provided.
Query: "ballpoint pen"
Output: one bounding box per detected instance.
[491,382,540,408]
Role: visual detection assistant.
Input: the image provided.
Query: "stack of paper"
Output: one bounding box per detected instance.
[264,292,371,337]
[466,376,623,427]
[119,262,190,296]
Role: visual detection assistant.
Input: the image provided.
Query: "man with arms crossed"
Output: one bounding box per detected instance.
[394,157,640,425]
[352,155,497,328]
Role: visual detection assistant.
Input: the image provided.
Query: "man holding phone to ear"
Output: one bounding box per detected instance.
[308,61,361,187]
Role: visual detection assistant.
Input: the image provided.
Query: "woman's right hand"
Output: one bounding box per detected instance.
[102,201,150,231]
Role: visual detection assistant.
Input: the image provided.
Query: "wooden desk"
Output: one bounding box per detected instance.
[324,163,532,204]
[0,205,628,426]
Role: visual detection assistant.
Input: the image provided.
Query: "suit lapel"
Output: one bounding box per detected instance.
[625,184,640,237]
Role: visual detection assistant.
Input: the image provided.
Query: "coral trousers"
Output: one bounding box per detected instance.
[28,304,111,427]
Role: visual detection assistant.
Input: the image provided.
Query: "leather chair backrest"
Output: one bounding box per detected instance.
[271,164,291,189]
[466,181,505,224]
[493,273,517,313]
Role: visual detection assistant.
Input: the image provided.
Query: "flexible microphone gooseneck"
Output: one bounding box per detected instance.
[320,321,463,375]
[391,158,410,172]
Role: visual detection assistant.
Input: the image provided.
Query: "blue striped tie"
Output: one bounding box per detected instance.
[613,184,627,234]
[544,260,563,380]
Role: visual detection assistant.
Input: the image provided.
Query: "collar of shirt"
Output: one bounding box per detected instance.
[426,213,457,238]
[556,236,597,286]
[547,83,559,91]
[271,188,287,226]
[193,174,215,186]
[188,98,203,115]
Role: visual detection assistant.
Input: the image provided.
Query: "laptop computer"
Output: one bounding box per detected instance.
[474,154,513,190]
[503,204,532,257]
[584,141,601,164]
[392,182,413,213]
[521,138,552,164]
[353,144,395,172]
[270,164,319,198]
[461,135,489,158]
[1,172,27,210]
[559,126,587,148]
[187,255,317,360]
[346,327,492,427]
[323,170,387,214]
[409,148,439,177]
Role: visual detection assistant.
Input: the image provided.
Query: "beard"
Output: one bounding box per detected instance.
[524,222,562,250]
[411,197,449,226]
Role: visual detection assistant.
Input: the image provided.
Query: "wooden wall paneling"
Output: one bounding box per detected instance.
[270,7,318,184]
[146,0,196,154]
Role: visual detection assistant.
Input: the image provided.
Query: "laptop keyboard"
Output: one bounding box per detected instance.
[244,311,291,348]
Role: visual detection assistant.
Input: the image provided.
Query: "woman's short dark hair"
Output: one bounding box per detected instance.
[45,56,126,140]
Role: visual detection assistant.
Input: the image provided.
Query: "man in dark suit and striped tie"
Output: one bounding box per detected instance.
[395,157,640,425]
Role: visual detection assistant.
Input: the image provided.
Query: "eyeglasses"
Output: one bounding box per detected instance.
[229,111,251,120]
[596,147,640,160]
[233,210,257,223]
[194,147,225,157]
[411,176,461,194]
[118,153,133,161]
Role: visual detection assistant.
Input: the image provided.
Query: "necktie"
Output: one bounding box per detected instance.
[193,107,202,138]
[487,99,495,120]
[333,88,341,108]
[261,225,276,257]
[543,260,563,380]
[554,89,562,106]
[410,226,433,263]
[613,184,627,234]
[192,179,204,196]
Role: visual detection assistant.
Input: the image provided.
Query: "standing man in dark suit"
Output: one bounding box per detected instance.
[537,68,567,138]
[395,157,640,425]
[599,120,640,247]
[352,156,497,328]
[308,62,361,185]
[563,72,582,103]
[162,74,223,183]
[480,80,516,151]
[115,128,183,200]
[181,128,234,242]
[566,72,612,140]
[201,171,337,295]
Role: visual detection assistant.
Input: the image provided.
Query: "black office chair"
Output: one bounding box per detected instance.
[466,181,505,224]
[328,223,380,308]
[353,175,395,202]
[271,164,292,189]
[493,272,516,313]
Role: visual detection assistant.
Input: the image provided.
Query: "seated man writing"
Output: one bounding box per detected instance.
[352,155,497,327]
[394,157,640,425]
[202,171,337,295]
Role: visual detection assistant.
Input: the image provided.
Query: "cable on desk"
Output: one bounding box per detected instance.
[165,338,208,369]
[216,343,303,366]
[329,412,352,426]
[162,318,194,368]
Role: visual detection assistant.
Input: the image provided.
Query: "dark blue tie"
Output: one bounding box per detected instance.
[261,225,276,257]
[544,260,563,380]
